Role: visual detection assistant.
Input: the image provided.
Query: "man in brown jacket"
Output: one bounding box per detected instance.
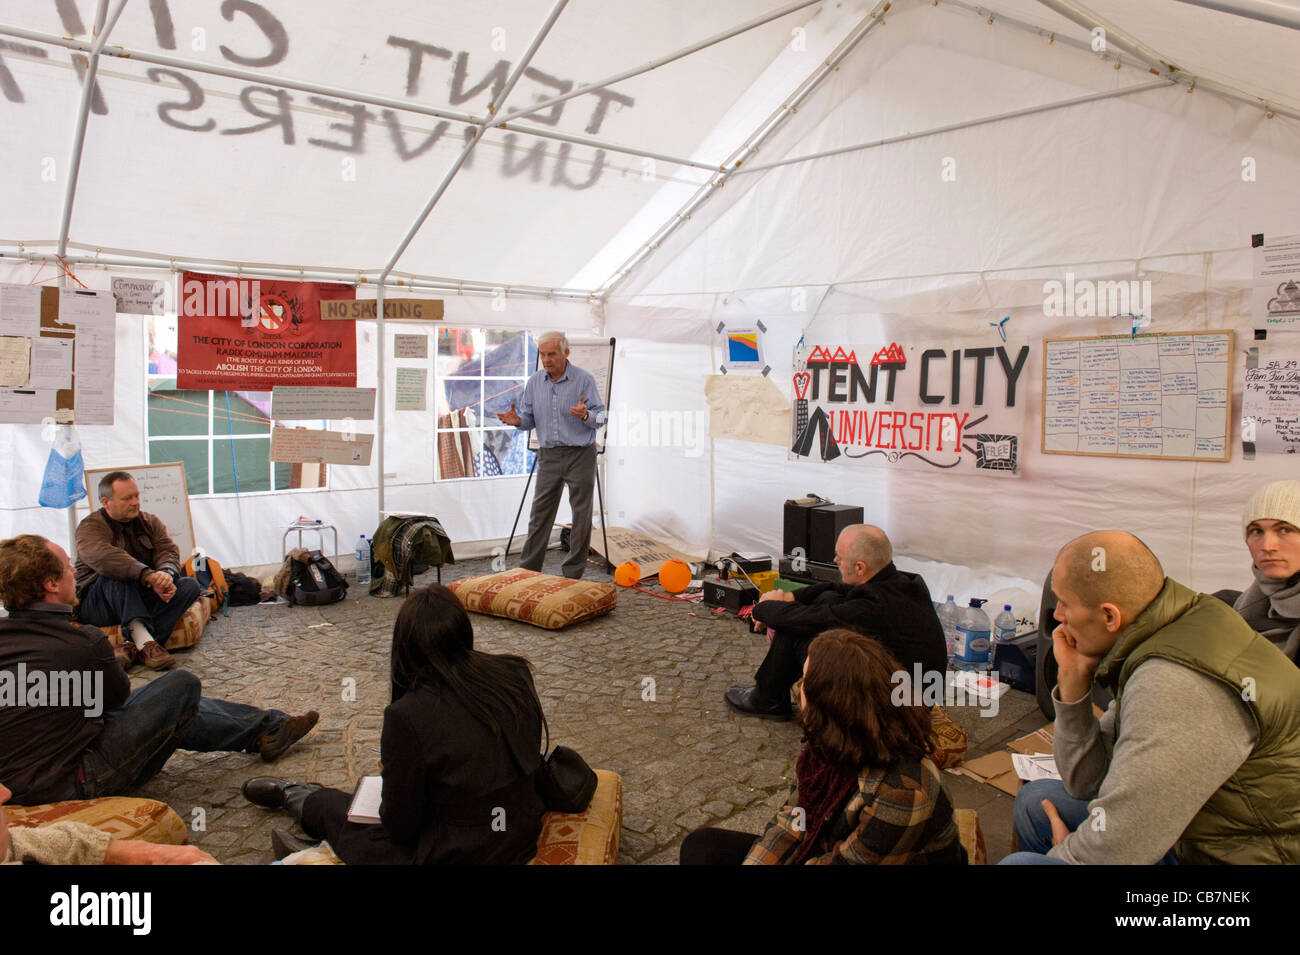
[74,471,201,670]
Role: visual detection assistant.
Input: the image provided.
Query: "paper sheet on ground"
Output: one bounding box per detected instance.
[590,526,703,579]
[1011,752,1062,782]
[705,374,790,445]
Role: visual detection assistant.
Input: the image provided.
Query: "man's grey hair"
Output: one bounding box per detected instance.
[537,330,569,350]
[98,470,134,502]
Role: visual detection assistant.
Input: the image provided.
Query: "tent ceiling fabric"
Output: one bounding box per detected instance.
[0,0,813,290]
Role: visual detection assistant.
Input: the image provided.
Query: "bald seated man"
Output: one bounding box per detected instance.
[725,524,946,720]
[1001,531,1300,865]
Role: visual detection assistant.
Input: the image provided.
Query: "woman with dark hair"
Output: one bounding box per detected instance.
[681,629,965,865]
[243,583,546,864]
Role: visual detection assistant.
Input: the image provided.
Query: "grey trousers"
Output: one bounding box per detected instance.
[520,443,597,579]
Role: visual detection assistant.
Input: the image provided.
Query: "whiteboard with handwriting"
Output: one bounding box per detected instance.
[1042,331,1233,461]
[83,463,196,561]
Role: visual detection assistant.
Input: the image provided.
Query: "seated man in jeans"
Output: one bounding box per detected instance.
[0,534,318,806]
[74,470,202,670]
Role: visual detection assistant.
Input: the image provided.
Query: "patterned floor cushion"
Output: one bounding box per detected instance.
[6,797,188,845]
[530,769,623,865]
[954,808,986,865]
[90,597,211,651]
[447,570,617,630]
[930,705,968,769]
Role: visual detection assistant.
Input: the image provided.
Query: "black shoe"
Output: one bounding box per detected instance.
[258,711,319,762]
[724,684,792,721]
[271,828,320,860]
[243,776,291,810]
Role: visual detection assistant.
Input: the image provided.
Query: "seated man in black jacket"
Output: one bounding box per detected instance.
[726,524,947,720]
[0,534,318,806]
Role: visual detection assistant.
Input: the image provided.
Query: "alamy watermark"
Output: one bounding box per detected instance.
[890,665,1002,718]
[602,403,706,458]
[0,665,103,717]
[1043,272,1151,323]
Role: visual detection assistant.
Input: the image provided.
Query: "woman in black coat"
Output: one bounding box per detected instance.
[243,584,546,864]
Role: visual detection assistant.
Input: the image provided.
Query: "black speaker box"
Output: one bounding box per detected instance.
[808,504,864,563]
[783,496,827,555]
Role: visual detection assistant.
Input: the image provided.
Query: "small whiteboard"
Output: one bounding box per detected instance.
[528,338,617,453]
[83,463,196,561]
[1042,331,1233,462]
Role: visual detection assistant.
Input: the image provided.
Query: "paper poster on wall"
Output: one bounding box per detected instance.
[0,337,29,386]
[271,386,376,420]
[270,426,374,466]
[789,339,1031,477]
[0,283,41,338]
[1253,234,1300,328]
[1242,353,1300,455]
[715,320,767,375]
[28,338,73,390]
[394,334,428,359]
[705,374,789,445]
[395,367,427,411]
[1043,332,1231,461]
[112,277,166,315]
[177,272,357,390]
[66,289,117,426]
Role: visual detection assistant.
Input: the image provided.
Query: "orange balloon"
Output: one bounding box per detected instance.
[614,561,641,587]
[658,559,692,594]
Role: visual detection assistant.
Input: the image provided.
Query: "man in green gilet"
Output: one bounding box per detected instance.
[1001,530,1300,864]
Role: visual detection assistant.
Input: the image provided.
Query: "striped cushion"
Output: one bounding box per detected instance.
[929,705,968,770]
[447,570,617,630]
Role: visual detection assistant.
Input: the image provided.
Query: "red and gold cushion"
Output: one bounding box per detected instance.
[6,797,188,845]
[530,769,623,865]
[91,597,210,651]
[929,704,968,770]
[447,570,617,630]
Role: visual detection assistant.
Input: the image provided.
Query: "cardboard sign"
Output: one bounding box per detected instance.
[270,427,373,466]
[319,298,444,321]
[272,386,376,421]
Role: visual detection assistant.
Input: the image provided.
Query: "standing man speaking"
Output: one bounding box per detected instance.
[497,331,605,579]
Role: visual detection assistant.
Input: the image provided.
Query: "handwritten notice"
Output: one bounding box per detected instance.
[112,277,166,315]
[1043,332,1232,461]
[1243,356,1300,454]
[271,386,376,421]
[320,298,445,321]
[270,427,374,466]
[0,283,41,338]
[0,336,29,387]
[395,367,426,411]
[394,334,428,359]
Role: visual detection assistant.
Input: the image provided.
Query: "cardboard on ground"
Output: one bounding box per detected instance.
[589,526,703,579]
[270,427,374,466]
[954,723,1056,796]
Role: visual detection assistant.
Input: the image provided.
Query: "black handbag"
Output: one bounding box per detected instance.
[526,684,597,813]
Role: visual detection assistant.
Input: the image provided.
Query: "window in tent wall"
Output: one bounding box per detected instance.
[145,313,328,495]
[433,328,537,480]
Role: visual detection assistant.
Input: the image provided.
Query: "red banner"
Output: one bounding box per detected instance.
[176,272,357,390]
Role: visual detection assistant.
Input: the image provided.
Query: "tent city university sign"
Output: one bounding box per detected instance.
[6,0,635,190]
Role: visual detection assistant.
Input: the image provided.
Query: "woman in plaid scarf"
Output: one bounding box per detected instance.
[682,629,965,865]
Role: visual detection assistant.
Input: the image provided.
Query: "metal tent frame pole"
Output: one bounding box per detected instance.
[598,0,893,298]
[1171,0,1300,31]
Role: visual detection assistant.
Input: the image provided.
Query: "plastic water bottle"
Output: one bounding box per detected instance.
[991,604,1017,668]
[356,535,371,586]
[938,595,960,660]
[952,598,992,670]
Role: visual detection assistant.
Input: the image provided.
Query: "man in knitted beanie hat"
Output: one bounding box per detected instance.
[1233,480,1300,664]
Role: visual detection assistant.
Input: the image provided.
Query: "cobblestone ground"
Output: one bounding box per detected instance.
[133,554,1037,864]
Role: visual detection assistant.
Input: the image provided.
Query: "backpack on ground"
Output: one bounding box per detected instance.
[286,550,348,606]
[183,554,230,616]
[225,570,265,606]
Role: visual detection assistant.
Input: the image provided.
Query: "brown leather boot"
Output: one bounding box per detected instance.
[139,640,176,671]
[258,711,320,762]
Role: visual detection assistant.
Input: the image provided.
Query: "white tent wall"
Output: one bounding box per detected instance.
[600,2,1300,597]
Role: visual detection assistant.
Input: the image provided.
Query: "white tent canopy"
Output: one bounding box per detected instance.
[2,0,1298,600]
